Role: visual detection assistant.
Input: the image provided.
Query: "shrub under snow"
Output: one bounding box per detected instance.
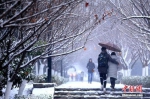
[122,76,150,88]
[14,94,52,99]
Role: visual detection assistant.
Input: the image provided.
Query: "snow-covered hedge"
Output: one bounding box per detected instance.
[52,75,69,85]
[141,76,150,88]
[14,94,52,99]
[33,74,47,83]
[32,74,69,85]
[122,76,150,88]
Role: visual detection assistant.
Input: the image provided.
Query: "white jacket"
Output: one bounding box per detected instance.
[108,55,122,79]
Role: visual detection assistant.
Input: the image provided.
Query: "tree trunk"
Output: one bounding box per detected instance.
[128,69,131,76]
[35,62,38,75]
[145,66,149,76]
[121,69,124,77]
[123,69,128,76]
[45,67,48,76]
[142,67,146,76]
[52,69,54,75]
[39,64,44,75]
[4,82,13,99]
[39,59,45,75]
[47,57,52,82]
[18,80,27,95]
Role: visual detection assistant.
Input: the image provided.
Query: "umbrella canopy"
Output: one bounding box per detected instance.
[98,42,121,52]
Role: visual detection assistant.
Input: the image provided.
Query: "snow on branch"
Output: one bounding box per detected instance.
[3,39,37,68]
[1,1,33,27]
[50,0,82,10]
[123,16,150,20]
[5,19,45,27]
[27,23,96,52]
[20,55,40,69]
[43,46,84,58]
[10,9,49,23]
[0,0,20,19]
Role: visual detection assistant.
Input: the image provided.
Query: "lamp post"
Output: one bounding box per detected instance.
[47,56,52,82]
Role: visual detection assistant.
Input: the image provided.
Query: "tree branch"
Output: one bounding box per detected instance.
[123,16,150,20]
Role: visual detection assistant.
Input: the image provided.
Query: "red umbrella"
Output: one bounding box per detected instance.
[99,42,121,52]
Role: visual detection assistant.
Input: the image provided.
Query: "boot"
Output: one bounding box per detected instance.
[101,85,103,89]
[103,88,106,93]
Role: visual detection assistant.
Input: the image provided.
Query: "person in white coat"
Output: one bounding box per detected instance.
[108,52,122,90]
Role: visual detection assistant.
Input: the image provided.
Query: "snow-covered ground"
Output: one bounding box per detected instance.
[1,81,124,99]
[2,82,33,99]
[57,81,124,88]
[1,82,54,99]
[32,87,54,98]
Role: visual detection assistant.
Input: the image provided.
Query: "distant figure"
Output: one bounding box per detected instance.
[77,73,81,81]
[73,73,76,81]
[76,73,79,81]
[86,58,95,84]
[70,73,73,81]
[80,71,84,81]
[108,52,122,90]
[98,47,119,92]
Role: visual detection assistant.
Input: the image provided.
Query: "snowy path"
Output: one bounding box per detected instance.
[54,82,150,99]
[2,81,150,99]
[57,81,124,88]
[2,81,124,97]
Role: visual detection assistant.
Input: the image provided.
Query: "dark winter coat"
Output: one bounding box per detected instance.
[98,51,119,73]
[87,61,95,73]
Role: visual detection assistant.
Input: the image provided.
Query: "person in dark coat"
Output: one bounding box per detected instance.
[98,47,119,92]
[87,58,95,84]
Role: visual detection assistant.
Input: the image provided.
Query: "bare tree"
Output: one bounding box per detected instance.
[0,0,102,98]
[48,0,114,77]
[138,43,150,76]
[107,0,150,76]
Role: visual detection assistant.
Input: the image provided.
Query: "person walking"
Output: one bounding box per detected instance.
[70,73,73,81]
[108,52,122,90]
[80,71,84,81]
[98,47,119,92]
[86,58,95,84]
